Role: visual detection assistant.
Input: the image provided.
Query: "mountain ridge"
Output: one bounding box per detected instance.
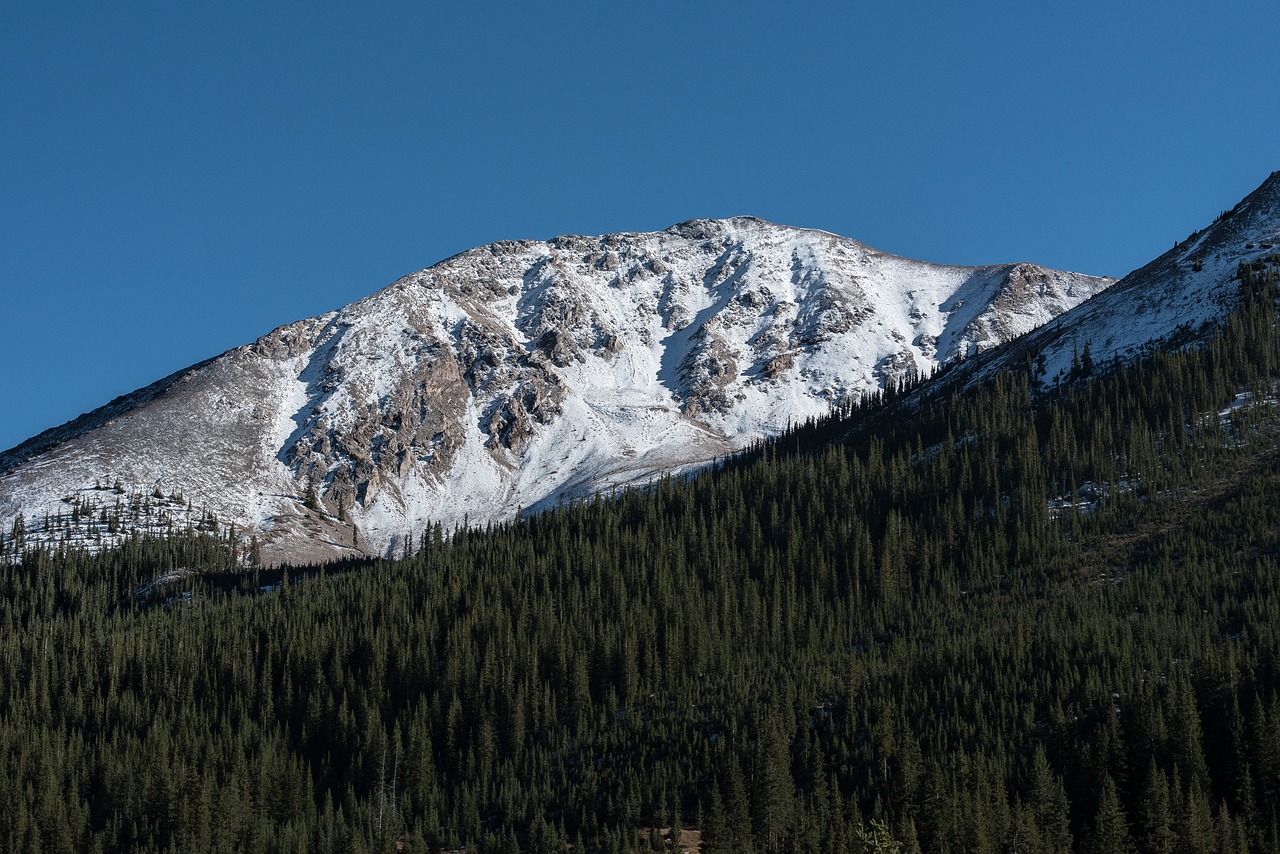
[1,215,1116,563]
[963,170,1280,388]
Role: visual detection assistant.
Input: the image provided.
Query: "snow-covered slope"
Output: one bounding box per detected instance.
[0,216,1110,563]
[970,170,1280,387]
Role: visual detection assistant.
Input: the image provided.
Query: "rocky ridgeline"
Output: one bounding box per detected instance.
[1,216,1113,563]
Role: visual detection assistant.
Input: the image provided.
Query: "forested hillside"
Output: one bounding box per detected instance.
[1,261,1279,853]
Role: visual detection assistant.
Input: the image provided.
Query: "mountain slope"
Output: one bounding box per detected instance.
[4,229,1278,853]
[970,170,1280,387]
[0,216,1110,562]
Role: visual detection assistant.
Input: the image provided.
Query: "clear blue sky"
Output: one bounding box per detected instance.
[2,1,1278,452]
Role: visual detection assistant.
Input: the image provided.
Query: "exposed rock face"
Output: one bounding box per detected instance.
[0,216,1112,563]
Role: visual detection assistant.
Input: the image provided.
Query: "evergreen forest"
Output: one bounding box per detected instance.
[2,262,1280,852]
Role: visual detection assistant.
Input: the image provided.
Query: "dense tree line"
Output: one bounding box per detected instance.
[1,264,1279,852]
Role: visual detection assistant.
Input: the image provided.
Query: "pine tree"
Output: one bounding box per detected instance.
[1086,773,1134,854]
[1135,761,1174,854]
[304,473,319,511]
[722,756,753,854]
[1173,776,1214,854]
[700,786,730,854]
[752,713,795,854]
[854,817,903,853]
[1027,748,1071,854]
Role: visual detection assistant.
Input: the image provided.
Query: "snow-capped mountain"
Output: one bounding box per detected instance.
[970,170,1280,387]
[0,216,1111,563]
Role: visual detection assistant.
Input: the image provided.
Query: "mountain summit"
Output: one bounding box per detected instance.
[1,216,1111,562]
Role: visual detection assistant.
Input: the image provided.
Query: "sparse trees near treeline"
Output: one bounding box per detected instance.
[0,264,1279,851]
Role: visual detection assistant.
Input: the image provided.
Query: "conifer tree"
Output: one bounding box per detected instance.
[1135,761,1174,854]
[751,712,795,854]
[1087,773,1135,854]
[1027,748,1071,854]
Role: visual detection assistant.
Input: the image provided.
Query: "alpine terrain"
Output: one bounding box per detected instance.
[1,217,1113,563]
[3,172,1280,854]
[970,170,1280,387]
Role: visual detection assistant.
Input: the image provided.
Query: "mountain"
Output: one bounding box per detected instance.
[0,217,1110,563]
[5,208,1278,854]
[969,170,1280,386]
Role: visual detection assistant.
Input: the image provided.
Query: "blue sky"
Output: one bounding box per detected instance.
[2,1,1278,452]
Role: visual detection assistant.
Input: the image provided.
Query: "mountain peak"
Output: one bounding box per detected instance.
[0,218,1113,564]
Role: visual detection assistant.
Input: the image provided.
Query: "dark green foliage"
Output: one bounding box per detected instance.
[303,473,319,512]
[1085,774,1134,854]
[1,266,1279,850]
